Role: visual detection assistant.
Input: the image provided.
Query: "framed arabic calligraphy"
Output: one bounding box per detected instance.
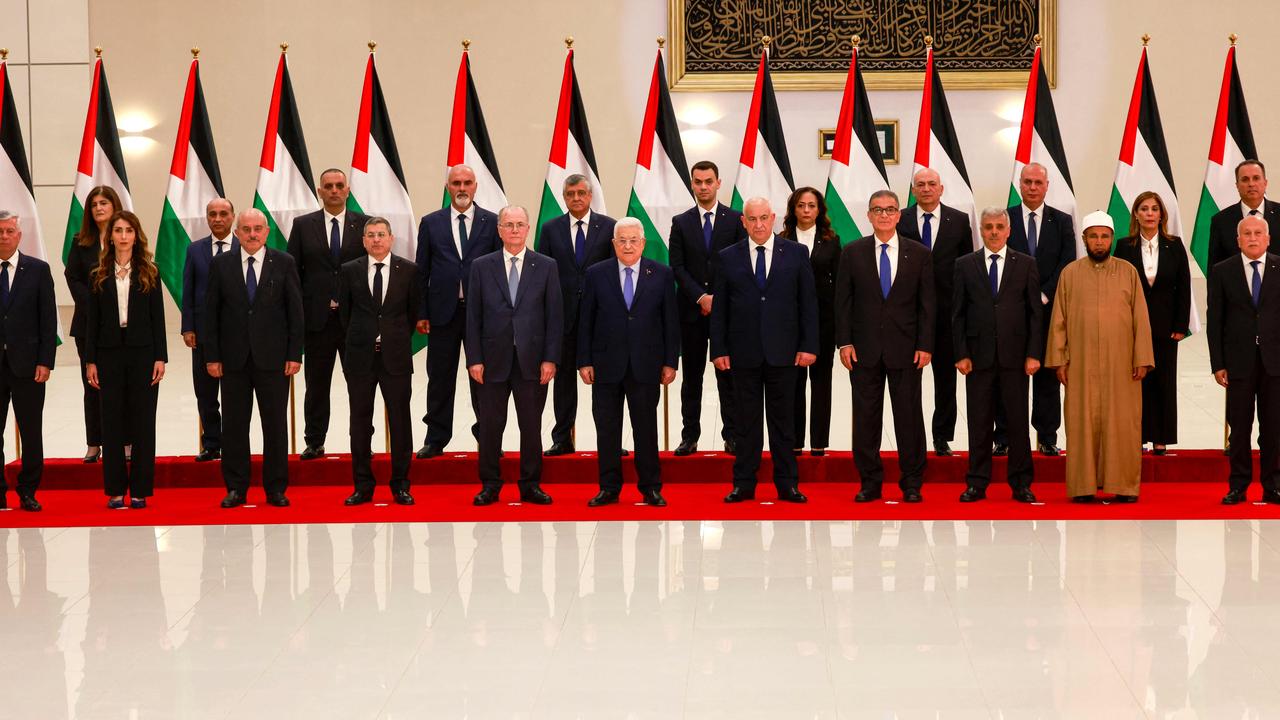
[668,0,1055,91]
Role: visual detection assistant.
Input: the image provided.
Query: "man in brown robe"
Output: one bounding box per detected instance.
[1045,211,1155,503]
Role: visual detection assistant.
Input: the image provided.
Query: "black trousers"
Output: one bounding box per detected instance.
[851,361,926,492]
[477,350,547,491]
[1141,336,1179,445]
[732,363,799,491]
[302,310,345,447]
[996,311,1061,446]
[679,316,737,445]
[191,342,221,451]
[74,337,102,446]
[550,320,579,445]
[930,322,958,443]
[965,367,1033,490]
[347,353,412,493]
[592,372,661,492]
[424,301,481,447]
[793,341,834,450]
[1226,350,1280,493]
[221,364,290,496]
[98,345,158,498]
[0,351,45,497]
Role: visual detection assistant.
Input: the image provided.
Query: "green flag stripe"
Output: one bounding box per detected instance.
[63,195,84,264]
[824,181,864,247]
[252,191,289,251]
[625,189,668,264]
[155,198,189,307]
[1106,185,1130,252]
[730,187,743,212]
[533,182,560,251]
[1189,185,1218,275]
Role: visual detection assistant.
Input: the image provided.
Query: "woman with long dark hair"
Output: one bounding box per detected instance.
[779,186,841,456]
[84,211,166,508]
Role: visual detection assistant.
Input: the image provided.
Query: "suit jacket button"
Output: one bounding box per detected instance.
[248,310,253,315]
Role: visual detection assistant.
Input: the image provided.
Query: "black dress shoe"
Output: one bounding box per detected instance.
[266,493,290,507]
[959,487,986,503]
[544,442,575,457]
[1151,446,1168,456]
[992,443,1009,457]
[129,498,147,510]
[1262,490,1280,505]
[902,490,923,503]
[673,441,697,456]
[392,490,415,506]
[934,441,953,457]
[777,488,808,503]
[473,488,500,506]
[18,495,40,512]
[107,497,126,510]
[344,491,373,506]
[416,443,444,459]
[1071,494,1095,504]
[1037,442,1061,456]
[854,489,882,503]
[640,488,667,507]
[1112,494,1138,504]
[1222,489,1248,505]
[300,445,325,461]
[1012,488,1038,503]
[723,439,738,455]
[520,487,553,505]
[588,490,619,507]
[810,448,826,457]
[723,487,755,503]
[194,448,221,462]
[0,493,6,510]
[220,491,246,509]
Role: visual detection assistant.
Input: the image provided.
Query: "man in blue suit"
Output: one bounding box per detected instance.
[538,174,616,456]
[181,198,237,462]
[466,206,563,506]
[577,218,679,507]
[414,164,501,458]
[711,197,818,503]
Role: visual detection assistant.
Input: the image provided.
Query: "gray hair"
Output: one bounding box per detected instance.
[979,207,1010,223]
[0,210,18,224]
[563,174,590,192]
[364,216,392,233]
[1238,214,1269,235]
[613,217,644,238]
[868,189,899,208]
[497,205,529,225]
[742,196,772,214]
[236,208,269,226]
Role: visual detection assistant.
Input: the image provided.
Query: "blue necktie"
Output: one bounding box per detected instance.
[373,262,384,306]
[246,256,258,304]
[702,211,713,252]
[330,218,341,262]
[0,261,10,307]
[508,257,520,304]
[1251,260,1262,307]
[623,266,635,309]
[457,214,468,255]
[574,220,586,266]
[755,246,767,290]
[1027,211,1039,257]
[879,243,892,299]
[989,254,1000,297]
[921,212,933,249]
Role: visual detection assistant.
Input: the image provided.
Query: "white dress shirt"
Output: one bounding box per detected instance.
[212,233,232,255]
[324,210,346,243]
[368,254,390,342]
[794,225,816,253]
[569,210,592,241]
[1140,232,1160,284]
[242,245,267,285]
[1241,200,1267,218]
[504,246,527,280]
[747,237,774,278]
[696,203,717,230]
[114,261,131,327]
[1022,204,1044,245]
[984,245,1007,291]
[875,234,900,286]
[618,258,640,293]
[1243,252,1267,285]
[452,205,475,298]
[916,205,940,247]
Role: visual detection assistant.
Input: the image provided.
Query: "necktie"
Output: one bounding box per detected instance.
[373,262,384,307]
[574,220,586,266]
[457,214,469,254]
[508,256,520,304]
[702,211,713,252]
[623,267,635,310]
[755,246,767,290]
[330,218,341,262]
[0,261,10,307]
[246,256,258,304]
[215,241,226,255]
[921,212,934,249]
[1027,211,1039,257]
[879,243,892,299]
[989,254,1000,297]
[1250,209,1260,216]
[1251,260,1262,307]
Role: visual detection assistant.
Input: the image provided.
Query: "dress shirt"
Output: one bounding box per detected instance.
[1140,232,1160,284]
[794,225,816,253]
[452,204,475,298]
[1241,200,1267,218]
[114,261,131,327]
[696,202,717,230]
[747,237,775,278]
[323,210,346,244]
[985,245,1007,291]
[1243,252,1267,284]
[242,245,267,284]
[1022,204,1043,248]
[617,258,641,291]
[874,234,900,286]
[916,205,940,248]
[368,254,390,342]
[570,210,592,236]
[212,233,232,255]
[503,246,527,279]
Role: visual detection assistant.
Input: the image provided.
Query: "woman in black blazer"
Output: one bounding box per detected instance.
[780,187,841,455]
[1113,191,1191,454]
[85,211,167,508]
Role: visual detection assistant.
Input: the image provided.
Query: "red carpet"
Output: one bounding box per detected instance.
[2,450,1277,528]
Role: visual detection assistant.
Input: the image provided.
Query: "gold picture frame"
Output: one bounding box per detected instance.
[819,121,898,164]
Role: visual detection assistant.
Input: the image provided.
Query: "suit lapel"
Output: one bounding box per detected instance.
[356,256,375,306]
[514,254,537,309]
[6,254,26,305]
[440,212,463,261]
[496,254,515,307]
[630,260,654,308]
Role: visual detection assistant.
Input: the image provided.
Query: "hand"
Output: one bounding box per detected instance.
[697,294,713,316]
[182,331,197,349]
[579,366,595,385]
[284,361,301,377]
[839,346,856,370]
[661,366,677,385]
[712,355,731,371]
[1214,369,1229,388]
[1133,366,1149,381]
[1171,332,1186,341]
[1056,365,1068,387]
[795,352,817,368]
[206,362,223,378]
[914,350,932,369]
[468,364,485,384]
[151,361,165,385]
[1025,358,1041,376]
[86,363,100,389]
[33,365,50,384]
[539,362,556,385]
[955,358,973,376]
[416,319,431,334]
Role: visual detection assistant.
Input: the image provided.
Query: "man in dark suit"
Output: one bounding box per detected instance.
[897,168,972,456]
[538,173,616,456]
[1005,162,1075,455]
[577,218,679,507]
[668,160,748,456]
[0,211,57,512]
[1209,160,1280,270]
[205,209,304,509]
[835,190,935,503]
[414,164,501,458]
[286,169,368,460]
[952,208,1043,503]
[1210,216,1280,505]
[337,217,421,506]
[711,198,818,503]
[181,198,237,462]
[465,206,563,506]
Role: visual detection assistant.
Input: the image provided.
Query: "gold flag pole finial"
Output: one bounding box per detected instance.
[565,36,574,49]
[280,42,289,54]
[94,46,102,58]
[368,41,377,53]
[461,38,471,51]
[191,47,200,59]
[924,35,933,48]
[657,36,665,49]
[1033,33,1042,46]
[1229,33,1238,45]
[1141,34,1150,47]
[0,49,8,61]
[852,34,861,50]
[761,34,772,49]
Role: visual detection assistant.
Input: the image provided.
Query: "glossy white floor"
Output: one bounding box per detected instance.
[2,519,1280,719]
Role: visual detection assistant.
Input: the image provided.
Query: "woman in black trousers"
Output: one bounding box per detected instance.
[780,187,841,456]
[85,211,167,508]
[1113,191,1190,454]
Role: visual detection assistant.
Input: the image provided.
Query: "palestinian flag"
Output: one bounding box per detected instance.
[156,54,224,307]
[445,45,507,212]
[730,46,794,229]
[825,42,888,246]
[1190,42,1256,274]
[62,56,132,263]
[624,46,692,263]
[910,45,977,248]
[535,45,606,249]
[348,49,414,259]
[253,49,317,251]
[1008,42,1077,244]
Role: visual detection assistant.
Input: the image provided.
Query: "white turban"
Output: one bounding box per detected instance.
[1081,210,1114,232]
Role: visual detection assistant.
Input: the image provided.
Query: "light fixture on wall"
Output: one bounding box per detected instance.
[995,98,1022,149]
[117,111,159,155]
[677,100,724,152]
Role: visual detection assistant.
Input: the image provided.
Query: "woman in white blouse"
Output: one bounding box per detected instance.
[84,211,167,508]
[1112,191,1191,455]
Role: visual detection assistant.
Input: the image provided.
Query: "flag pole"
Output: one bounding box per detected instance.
[1223,33,1237,454]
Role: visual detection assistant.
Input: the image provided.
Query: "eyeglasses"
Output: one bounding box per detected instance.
[363,231,391,239]
[499,222,530,231]
[615,238,644,246]
[868,207,900,216]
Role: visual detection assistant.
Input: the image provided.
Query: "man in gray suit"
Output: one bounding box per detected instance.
[465,206,564,506]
